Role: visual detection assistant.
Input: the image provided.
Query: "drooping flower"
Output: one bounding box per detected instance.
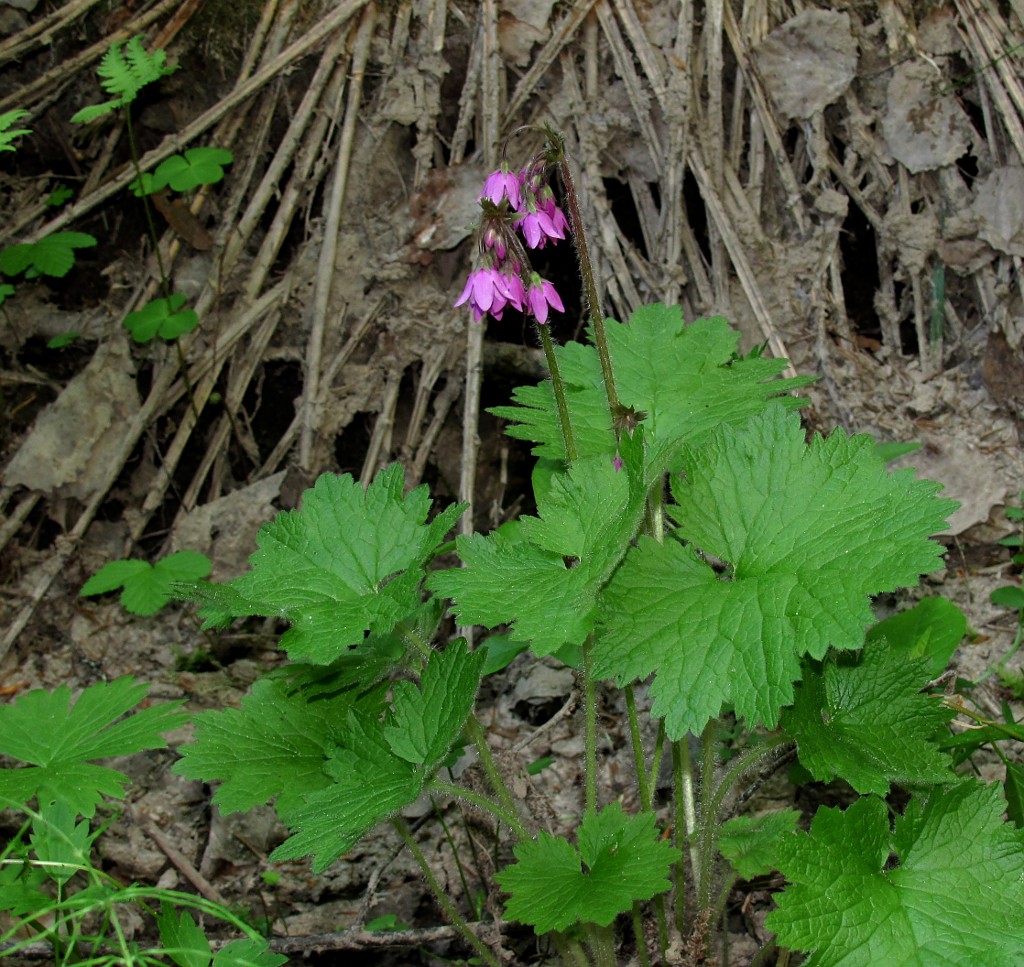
[480,163,522,209]
[515,177,568,249]
[612,451,624,473]
[524,273,564,325]
[454,263,525,323]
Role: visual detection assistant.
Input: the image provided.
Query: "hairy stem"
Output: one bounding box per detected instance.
[538,322,578,464]
[463,716,529,839]
[582,637,598,815]
[392,817,501,967]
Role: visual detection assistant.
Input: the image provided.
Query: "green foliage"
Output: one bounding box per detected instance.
[782,641,955,794]
[593,404,956,737]
[865,595,966,678]
[0,231,97,279]
[0,282,15,305]
[718,810,800,879]
[495,803,680,933]
[766,782,1024,965]
[155,147,234,191]
[80,549,211,615]
[124,293,201,342]
[70,35,177,123]
[428,438,646,655]
[491,304,812,471]
[0,677,187,817]
[179,641,483,873]
[185,464,464,663]
[46,331,80,349]
[0,108,30,152]
[45,184,74,206]
[157,905,287,967]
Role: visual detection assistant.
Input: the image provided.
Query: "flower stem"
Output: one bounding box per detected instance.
[429,779,525,837]
[537,322,578,464]
[558,153,620,418]
[624,684,651,811]
[392,817,501,967]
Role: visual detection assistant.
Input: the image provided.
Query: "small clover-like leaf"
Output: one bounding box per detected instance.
[152,147,234,192]
[187,465,464,664]
[594,404,957,738]
[766,782,1024,966]
[782,641,955,795]
[0,109,30,152]
[81,551,210,616]
[124,293,200,343]
[496,803,680,933]
[0,678,187,817]
[0,232,97,279]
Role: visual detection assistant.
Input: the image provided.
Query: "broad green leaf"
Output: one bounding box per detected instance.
[0,678,187,816]
[70,36,176,122]
[991,585,1024,610]
[865,596,966,679]
[766,782,1024,966]
[492,304,811,470]
[270,713,421,872]
[495,803,680,933]
[157,905,211,967]
[478,634,528,676]
[594,404,957,737]
[173,678,358,816]
[782,642,955,795]
[124,293,200,343]
[429,440,645,654]
[268,644,482,872]
[0,109,30,151]
[153,147,234,192]
[81,551,211,616]
[718,809,800,880]
[0,232,96,278]
[383,639,483,766]
[214,939,287,967]
[187,465,464,664]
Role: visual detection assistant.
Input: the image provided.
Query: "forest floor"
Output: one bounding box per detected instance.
[2,1,1024,964]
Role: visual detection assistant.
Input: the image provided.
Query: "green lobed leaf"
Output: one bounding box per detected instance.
[495,802,680,933]
[269,643,482,872]
[0,678,187,817]
[124,293,200,343]
[157,905,212,967]
[152,147,234,192]
[173,678,363,816]
[594,404,958,737]
[213,938,287,967]
[383,639,484,766]
[82,551,210,616]
[492,304,811,472]
[269,713,421,872]
[428,437,646,655]
[781,641,955,795]
[718,809,800,880]
[0,232,96,279]
[766,781,1024,966]
[188,465,464,664]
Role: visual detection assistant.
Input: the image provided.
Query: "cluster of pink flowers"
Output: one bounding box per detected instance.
[454,161,568,325]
